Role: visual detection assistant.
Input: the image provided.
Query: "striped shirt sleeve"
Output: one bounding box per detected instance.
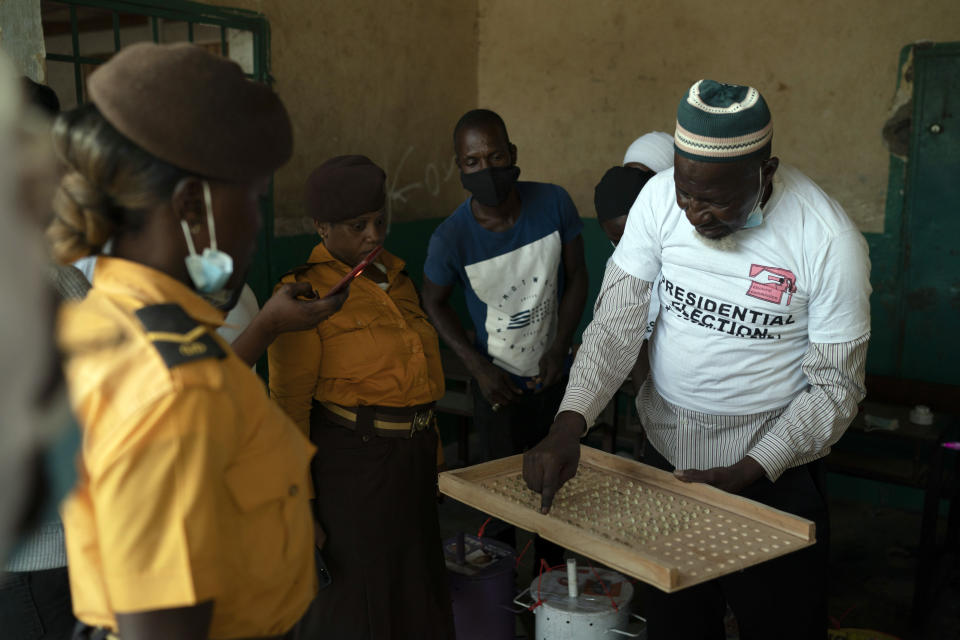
[747,333,869,481]
[559,261,652,428]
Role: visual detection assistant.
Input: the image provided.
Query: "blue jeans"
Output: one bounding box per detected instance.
[0,567,75,640]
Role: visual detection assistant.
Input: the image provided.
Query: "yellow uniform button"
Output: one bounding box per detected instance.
[288,484,299,497]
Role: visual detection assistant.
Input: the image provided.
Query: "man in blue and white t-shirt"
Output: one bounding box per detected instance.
[423,109,587,468]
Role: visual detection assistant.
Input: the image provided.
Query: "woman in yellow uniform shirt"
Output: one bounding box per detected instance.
[48,43,341,640]
[268,155,455,640]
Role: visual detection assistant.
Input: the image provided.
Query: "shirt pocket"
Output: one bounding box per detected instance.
[393,294,439,339]
[318,305,385,381]
[392,291,428,320]
[223,438,310,580]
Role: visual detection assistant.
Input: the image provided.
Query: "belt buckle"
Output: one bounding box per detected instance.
[410,409,434,437]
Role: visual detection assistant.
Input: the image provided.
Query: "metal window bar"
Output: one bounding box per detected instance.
[69,6,83,104]
[45,1,267,37]
[46,2,270,79]
[47,52,113,65]
[43,0,276,322]
[112,11,121,51]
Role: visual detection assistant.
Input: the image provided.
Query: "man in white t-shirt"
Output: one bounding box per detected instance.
[524,80,871,637]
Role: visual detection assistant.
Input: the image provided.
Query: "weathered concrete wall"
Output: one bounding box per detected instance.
[207,0,478,231]
[0,0,45,81]
[477,0,960,232]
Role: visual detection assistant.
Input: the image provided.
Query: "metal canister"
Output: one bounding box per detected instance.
[444,533,516,640]
[516,559,645,640]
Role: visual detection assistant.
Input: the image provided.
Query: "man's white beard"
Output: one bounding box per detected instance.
[692,227,738,252]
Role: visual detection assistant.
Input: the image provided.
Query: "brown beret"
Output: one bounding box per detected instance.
[305,155,386,222]
[87,42,292,182]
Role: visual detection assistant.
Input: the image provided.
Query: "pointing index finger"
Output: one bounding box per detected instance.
[522,451,544,495]
[539,459,561,514]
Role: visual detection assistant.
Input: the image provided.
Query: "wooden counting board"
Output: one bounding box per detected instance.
[439,446,816,592]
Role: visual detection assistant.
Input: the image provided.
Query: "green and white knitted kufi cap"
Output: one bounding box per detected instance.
[674,79,772,162]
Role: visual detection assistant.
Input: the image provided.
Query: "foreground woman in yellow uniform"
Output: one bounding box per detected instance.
[49,43,340,640]
[268,156,455,640]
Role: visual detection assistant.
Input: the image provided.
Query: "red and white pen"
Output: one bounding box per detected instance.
[943,442,960,451]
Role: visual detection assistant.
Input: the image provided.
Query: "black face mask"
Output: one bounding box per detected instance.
[460,165,521,206]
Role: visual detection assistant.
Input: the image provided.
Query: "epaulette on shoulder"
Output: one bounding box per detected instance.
[135,303,226,369]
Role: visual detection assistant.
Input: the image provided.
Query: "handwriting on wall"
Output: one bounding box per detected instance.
[275,146,461,237]
[383,146,459,218]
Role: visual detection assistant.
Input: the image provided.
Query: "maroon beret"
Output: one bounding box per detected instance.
[305,155,386,222]
[87,42,292,182]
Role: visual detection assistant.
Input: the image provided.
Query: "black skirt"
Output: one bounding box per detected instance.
[296,406,455,640]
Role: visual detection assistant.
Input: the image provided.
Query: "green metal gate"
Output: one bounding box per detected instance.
[866,42,960,386]
[42,0,277,305]
[897,42,960,385]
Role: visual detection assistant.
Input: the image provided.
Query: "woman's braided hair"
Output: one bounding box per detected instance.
[47,104,189,264]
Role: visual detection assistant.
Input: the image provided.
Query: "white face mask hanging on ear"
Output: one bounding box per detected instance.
[181,181,234,294]
[742,168,766,229]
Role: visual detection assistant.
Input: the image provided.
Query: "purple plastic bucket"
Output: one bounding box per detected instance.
[444,533,516,640]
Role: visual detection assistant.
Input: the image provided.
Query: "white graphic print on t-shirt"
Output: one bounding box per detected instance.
[464,231,560,376]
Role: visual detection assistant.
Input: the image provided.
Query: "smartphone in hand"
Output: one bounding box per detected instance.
[323,245,383,298]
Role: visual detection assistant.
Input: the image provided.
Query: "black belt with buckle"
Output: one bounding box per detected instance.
[316,401,436,438]
[71,625,119,640]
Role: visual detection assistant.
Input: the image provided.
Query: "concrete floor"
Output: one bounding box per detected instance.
[438,439,960,639]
